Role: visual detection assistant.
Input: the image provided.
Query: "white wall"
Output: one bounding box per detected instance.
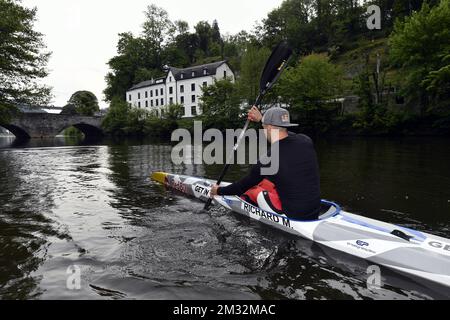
[215,63,235,82]
[177,75,215,117]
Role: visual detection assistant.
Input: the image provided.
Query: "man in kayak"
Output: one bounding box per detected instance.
[210,106,322,221]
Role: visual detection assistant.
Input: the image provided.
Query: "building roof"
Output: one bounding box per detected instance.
[129,76,167,91]
[169,60,227,81]
[128,60,228,91]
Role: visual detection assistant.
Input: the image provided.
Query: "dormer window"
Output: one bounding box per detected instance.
[192,71,195,77]
[203,69,208,75]
[180,73,184,79]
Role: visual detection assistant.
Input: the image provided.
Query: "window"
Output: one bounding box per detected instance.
[161,109,165,116]
[181,107,185,117]
[169,97,173,104]
[138,101,141,108]
[192,71,195,77]
[145,101,148,108]
[128,95,131,101]
[191,83,195,91]
[156,99,159,106]
[151,100,154,107]
[203,81,207,87]
[203,69,207,75]
[145,91,148,98]
[169,76,172,82]
[180,96,184,104]
[180,73,184,79]
[138,92,141,99]
[160,88,163,95]
[150,90,153,97]
[156,90,158,97]
[169,87,173,94]
[224,70,227,78]
[192,95,196,103]
[191,106,197,116]
[180,85,184,93]
[161,98,164,105]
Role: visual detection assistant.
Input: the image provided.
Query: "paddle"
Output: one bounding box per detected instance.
[204,41,293,211]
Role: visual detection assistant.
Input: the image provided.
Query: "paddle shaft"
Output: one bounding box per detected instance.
[203,94,264,210]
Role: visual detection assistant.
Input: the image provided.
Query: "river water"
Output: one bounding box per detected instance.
[0,136,449,300]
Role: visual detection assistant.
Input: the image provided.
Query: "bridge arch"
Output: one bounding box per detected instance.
[57,123,104,139]
[0,124,31,139]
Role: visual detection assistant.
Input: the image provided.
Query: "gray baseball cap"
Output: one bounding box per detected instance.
[262,107,298,128]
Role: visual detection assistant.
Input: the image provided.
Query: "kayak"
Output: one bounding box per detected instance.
[151,172,450,288]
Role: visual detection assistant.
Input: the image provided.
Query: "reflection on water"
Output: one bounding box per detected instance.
[0,136,449,299]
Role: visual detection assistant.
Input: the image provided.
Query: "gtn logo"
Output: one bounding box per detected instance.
[356,240,369,247]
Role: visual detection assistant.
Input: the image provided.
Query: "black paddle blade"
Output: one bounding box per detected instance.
[259,41,293,94]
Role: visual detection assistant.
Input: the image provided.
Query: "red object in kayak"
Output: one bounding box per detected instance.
[241,179,283,213]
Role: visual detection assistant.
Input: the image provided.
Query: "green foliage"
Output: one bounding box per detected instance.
[276,54,343,133]
[102,98,145,136]
[60,103,78,115]
[104,32,164,101]
[144,103,183,137]
[68,91,99,116]
[389,0,450,112]
[102,98,183,137]
[0,0,51,123]
[199,79,243,130]
[237,45,271,103]
[62,126,83,138]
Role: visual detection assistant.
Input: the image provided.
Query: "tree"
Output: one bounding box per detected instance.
[200,79,243,130]
[0,0,51,123]
[105,33,144,101]
[238,45,271,103]
[211,20,222,44]
[195,21,212,56]
[258,0,316,54]
[145,103,183,137]
[102,98,148,136]
[60,103,78,115]
[389,0,450,114]
[174,20,189,35]
[277,54,343,132]
[68,91,99,116]
[142,4,174,64]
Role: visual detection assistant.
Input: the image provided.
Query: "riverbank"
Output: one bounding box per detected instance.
[100,113,450,140]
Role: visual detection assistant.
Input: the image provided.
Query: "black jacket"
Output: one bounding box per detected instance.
[218,133,321,219]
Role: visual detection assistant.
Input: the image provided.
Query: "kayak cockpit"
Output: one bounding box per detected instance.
[318,200,342,220]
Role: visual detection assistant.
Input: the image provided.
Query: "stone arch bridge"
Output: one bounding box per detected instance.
[1,113,104,139]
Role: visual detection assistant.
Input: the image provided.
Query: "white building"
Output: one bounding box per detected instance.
[126,61,235,118]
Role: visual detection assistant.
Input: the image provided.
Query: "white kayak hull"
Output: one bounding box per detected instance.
[151,172,450,289]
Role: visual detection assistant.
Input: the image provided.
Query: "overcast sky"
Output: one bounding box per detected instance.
[21,0,283,109]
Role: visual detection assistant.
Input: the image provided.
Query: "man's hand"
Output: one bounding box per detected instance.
[210,184,220,198]
[248,106,263,123]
